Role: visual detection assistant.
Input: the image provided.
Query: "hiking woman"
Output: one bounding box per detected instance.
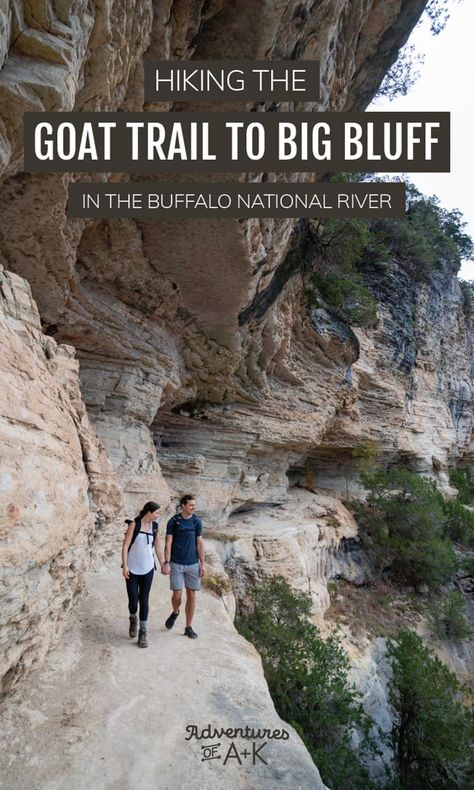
[122,501,164,648]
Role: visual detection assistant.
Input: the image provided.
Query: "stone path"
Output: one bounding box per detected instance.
[0,563,324,790]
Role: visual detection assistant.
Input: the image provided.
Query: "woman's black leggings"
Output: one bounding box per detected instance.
[126,569,154,622]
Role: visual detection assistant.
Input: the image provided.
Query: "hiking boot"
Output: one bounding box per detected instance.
[129,615,138,639]
[184,626,198,639]
[138,627,148,648]
[165,610,180,630]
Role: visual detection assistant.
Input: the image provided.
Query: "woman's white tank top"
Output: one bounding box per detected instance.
[127,523,155,575]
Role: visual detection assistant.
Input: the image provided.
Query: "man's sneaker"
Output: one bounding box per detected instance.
[138,627,148,648]
[129,615,138,639]
[165,610,180,630]
[184,626,198,639]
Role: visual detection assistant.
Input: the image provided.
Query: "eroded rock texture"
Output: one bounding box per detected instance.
[0,265,121,694]
[2,0,472,712]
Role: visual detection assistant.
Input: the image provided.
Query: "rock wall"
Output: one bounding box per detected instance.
[2,0,472,727]
[0,265,122,695]
[0,0,428,517]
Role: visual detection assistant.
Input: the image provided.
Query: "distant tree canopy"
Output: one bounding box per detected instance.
[235,576,377,790]
[307,183,473,326]
[355,467,458,588]
[370,185,474,274]
[237,578,474,788]
[388,628,474,789]
[428,590,472,642]
[449,463,474,504]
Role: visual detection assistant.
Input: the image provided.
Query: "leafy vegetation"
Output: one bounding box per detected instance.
[427,590,471,642]
[377,0,464,100]
[461,556,474,577]
[238,577,473,789]
[449,463,474,505]
[307,217,377,327]
[367,187,474,277]
[387,628,474,789]
[352,440,381,481]
[307,184,473,327]
[355,468,458,588]
[443,498,474,546]
[459,280,474,318]
[235,576,378,789]
[203,572,232,596]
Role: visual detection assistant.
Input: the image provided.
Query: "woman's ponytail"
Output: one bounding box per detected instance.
[137,501,160,520]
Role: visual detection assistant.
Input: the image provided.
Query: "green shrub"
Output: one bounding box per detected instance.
[459,280,474,319]
[443,499,474,545]
[461,556,474,577]
[387,628,474,789]
[352,441,381,482]
[428,590,472,642]
[449,463,474,505]
[357,468,457,588]
[366,184,473,278]
[306,184,473,330]
[235,576,377,789]
[311,269,378,327]
[308,217,377,327]
[377,1,457,101]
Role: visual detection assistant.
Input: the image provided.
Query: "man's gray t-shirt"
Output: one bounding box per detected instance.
[166,515,203,564]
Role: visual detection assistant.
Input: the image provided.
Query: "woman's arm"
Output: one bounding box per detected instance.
[154,533,165,570]
[121,521,135,579]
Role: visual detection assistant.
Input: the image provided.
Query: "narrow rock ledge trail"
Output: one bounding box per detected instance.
[0,564,325,790]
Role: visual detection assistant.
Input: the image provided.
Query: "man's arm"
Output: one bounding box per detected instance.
[162,533,172,574]
[196,535,206,576]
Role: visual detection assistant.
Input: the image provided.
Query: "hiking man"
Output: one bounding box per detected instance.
[162,494,206,639]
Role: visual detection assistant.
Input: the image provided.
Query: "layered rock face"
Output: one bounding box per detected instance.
[2,0,472,709]
[0,0,429,510]
[0,265,121,695]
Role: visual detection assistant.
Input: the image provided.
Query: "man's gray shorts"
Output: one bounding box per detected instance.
[170,562,201,591]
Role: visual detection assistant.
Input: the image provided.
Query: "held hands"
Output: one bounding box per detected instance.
[161,563,171,575]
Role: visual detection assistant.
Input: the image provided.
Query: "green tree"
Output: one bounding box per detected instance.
[461,556,474,577]
[443,498,474,546]
[235,576,377,789]
[308,217,377,327]
[352,441,381,486]
[387,628,474,788]
[306,182,473,334]
[367,185,474,277]
[428,590,472,642]
[459,280,474,318]
[358,468,457,587]
[449,463,474,505]
[377,1,464,100]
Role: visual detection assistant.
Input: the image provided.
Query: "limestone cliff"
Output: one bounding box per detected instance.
[1,0,472,780]
[0,265,121,693]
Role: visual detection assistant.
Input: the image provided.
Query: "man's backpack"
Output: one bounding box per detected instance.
[171,512,199,538]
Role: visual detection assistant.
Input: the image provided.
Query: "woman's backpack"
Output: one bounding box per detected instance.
[122,518,159,568]
[128,518,159,549]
